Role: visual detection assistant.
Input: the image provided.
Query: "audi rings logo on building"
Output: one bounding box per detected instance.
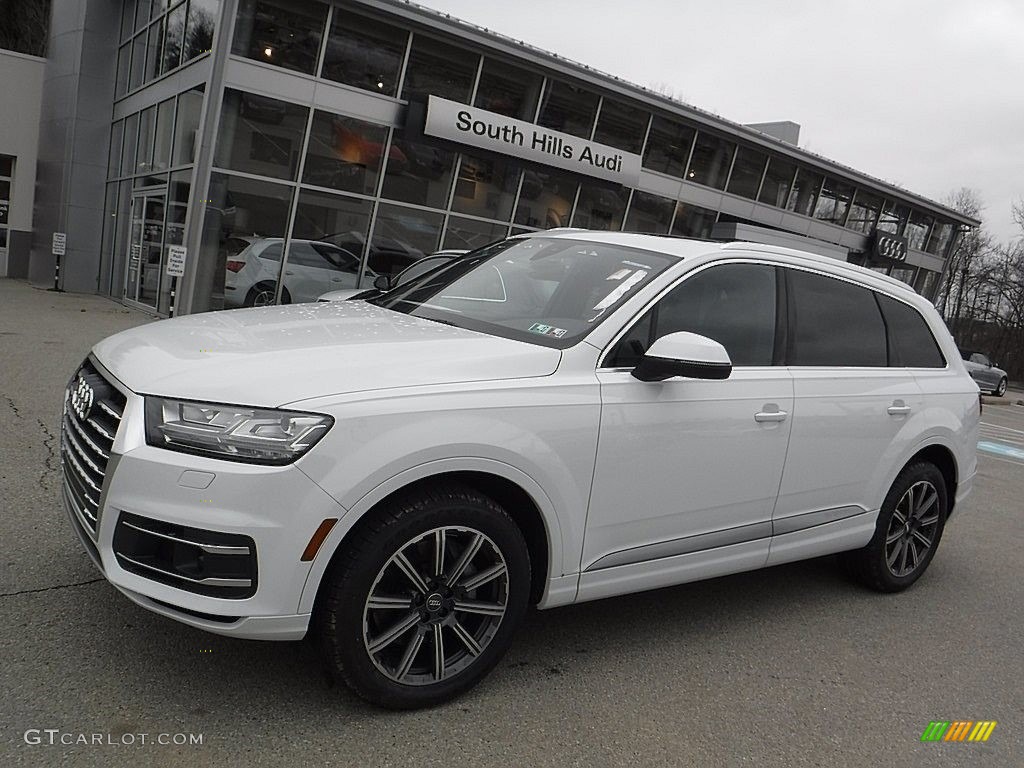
[69,376,95,422]
[873,233,909,263]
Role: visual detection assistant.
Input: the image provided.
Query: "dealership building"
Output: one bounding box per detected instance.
[3,0,979,316]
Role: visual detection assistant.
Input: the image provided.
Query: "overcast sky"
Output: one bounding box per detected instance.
[416,0,1023,243]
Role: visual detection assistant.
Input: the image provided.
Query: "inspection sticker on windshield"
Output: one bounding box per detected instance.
[529,323,567,338]
[592,269,648,312]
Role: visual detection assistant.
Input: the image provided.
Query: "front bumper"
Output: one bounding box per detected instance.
[62,359,348,641]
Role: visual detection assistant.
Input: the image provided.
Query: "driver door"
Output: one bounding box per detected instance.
[579,262,793,601]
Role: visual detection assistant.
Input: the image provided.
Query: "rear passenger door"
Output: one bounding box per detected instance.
[771,268,925,547]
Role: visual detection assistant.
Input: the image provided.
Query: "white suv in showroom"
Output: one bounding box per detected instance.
[62,231,979,709]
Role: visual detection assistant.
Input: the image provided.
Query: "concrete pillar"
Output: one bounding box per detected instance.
[30,0,120,292]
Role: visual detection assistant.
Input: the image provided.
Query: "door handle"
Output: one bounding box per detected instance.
[887,401,912,416]
[754,409,788,423]
[331,277,343,282]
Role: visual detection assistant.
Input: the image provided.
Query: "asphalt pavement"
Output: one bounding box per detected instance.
[1,278,1021,767]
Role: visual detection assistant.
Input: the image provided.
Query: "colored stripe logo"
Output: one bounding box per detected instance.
[921,721,997,742]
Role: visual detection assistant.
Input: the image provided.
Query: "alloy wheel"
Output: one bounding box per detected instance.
[251,288,275,307]
[884,480,941,577]
[362,526,509,686]
[997,378,1007,396]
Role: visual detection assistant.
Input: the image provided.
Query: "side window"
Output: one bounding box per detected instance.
[875,293,946,368]
[288,241,340,270]
[788,269,886,366]
[607,263,777,367]
[313,243,360,273]
[258,242,283,261]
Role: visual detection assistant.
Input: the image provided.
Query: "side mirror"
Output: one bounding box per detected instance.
[631,332,732,382]
[373,274,393,292]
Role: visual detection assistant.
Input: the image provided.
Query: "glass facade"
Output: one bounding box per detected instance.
[232,0,327,74]
[322,8,408,95]
[538,80,599,140]
[787,168,823,216]
[102,83,207,312]
[97,0,966,317]
[117,0,219,97]
[686,132,735,190]
[813,177,854,225]
[474,59,543,120]
[726,146,767,200]
[757,157,795,208]
[643,116,694,178]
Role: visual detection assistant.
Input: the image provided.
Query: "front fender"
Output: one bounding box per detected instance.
[295,456,571,615]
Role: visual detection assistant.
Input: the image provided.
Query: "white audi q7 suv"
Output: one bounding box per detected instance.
[62,231,979,709]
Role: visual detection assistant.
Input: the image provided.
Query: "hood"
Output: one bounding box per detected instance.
[92,301,561,407]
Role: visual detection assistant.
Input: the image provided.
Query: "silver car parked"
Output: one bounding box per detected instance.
[960,349,1008,396]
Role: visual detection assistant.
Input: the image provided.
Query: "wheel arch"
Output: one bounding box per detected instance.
[298,461,561,617]
[901,442,958,515]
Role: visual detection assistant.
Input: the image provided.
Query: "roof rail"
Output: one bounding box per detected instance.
[720,241,918,294]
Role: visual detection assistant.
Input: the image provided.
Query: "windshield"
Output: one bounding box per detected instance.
[369,237,676,347]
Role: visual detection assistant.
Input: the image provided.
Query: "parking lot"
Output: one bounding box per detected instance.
[1,278,1021,767]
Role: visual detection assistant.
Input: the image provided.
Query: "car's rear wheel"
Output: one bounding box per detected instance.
[244,282,290,307]
[995,377,1007,397]
[842,462,948,592]
[317,484,530,709]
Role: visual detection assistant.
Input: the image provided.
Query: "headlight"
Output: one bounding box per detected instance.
[144,397,333,465]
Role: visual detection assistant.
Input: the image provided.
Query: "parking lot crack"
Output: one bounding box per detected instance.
[37,417,59,488]
[4,395,22,419]
[0,578,104,599]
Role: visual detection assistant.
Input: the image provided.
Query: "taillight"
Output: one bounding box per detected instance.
[226,260,245,273]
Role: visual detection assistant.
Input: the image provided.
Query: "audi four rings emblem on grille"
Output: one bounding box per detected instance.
[70,377,95,421]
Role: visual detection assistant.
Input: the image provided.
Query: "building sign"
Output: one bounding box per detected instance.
[166,245,187,277]
[52,232,66,256]
[873,232,908,262]
[424,96,642,186]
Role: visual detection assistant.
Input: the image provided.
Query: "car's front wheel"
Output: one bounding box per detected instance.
[842,461,948,592]
[995,377,1007,397]
[317,484,530,709]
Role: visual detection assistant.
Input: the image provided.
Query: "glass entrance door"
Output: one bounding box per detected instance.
[124,193,166,308]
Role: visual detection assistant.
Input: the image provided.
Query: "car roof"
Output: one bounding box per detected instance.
[522,229,921,299]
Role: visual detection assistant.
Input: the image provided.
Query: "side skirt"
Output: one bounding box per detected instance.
[575,539,769,604]
[765,510,877,567]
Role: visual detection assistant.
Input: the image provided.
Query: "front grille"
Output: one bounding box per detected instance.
[113,512,258,599]
[61,359,125,536]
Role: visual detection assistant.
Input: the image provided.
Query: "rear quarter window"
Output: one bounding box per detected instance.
[875,293,946,368]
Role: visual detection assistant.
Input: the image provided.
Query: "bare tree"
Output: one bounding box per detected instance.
[941,191,1024,381]
[0,0,51,56]
[646,81,689,105]
[935,188,992,326]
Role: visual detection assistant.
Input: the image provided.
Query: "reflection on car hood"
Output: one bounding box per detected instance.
[316,288,368,302]
[92,301,561,407]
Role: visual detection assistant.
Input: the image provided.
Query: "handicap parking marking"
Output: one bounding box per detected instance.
[977,440,1024,462]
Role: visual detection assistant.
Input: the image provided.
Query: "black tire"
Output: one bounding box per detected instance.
[995,377,1007,397]
[243,282,289,307]
[842,462,948,592]
[317,483,530,709]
